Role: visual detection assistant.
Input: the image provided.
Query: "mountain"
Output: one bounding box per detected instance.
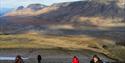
[0,1,124,34]
[5,3,47,16]
[0,0,125,45]
[1,0,125,29]
[37,0,125,22]
[16,4,47,11]
[4,1,125,23]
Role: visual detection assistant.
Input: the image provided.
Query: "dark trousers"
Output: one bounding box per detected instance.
[38,60,41,63]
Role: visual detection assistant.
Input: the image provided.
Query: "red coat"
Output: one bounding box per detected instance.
[72,56,79,63]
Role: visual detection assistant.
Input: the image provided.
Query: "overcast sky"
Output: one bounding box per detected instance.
[0,0,82,8]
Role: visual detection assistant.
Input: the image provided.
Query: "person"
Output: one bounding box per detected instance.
[37,55,42,63]
[72,56,79,63]
[90,55,103,63]
[15,55,24,63]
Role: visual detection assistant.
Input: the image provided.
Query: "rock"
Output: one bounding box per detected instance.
[16,6,24,10]
[27,4,47,11]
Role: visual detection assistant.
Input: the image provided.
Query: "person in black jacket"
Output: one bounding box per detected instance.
[37,55,42,63]
[90,55,103,63]
[15,55,24,63]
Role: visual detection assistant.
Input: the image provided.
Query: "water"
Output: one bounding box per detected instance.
[0,57,28,60]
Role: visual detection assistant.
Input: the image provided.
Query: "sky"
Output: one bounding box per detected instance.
[0,0,82,8]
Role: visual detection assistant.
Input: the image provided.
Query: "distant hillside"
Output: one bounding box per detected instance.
[5,3,47,16]
[4,1,125,24]
[38,0,124,22]
[0,0,124,32]
[92,0,125,8]
[0,0,125,47]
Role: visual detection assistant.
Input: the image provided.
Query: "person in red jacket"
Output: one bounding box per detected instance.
[72,56,79,63]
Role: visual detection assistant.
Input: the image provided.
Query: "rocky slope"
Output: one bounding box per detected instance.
[27,4,47,11]
[38,0,124,22]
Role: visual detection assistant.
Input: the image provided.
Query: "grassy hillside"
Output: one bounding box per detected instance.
[0,34,125,61]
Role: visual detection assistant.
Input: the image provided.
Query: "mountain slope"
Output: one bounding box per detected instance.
[4,1,125,25]
[37,1,124,22]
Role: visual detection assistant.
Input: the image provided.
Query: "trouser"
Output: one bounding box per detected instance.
[38,60,41,63]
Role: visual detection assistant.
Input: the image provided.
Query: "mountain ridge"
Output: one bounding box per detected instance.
[1,1,125,26]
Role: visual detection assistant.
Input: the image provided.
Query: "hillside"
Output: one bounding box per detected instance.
[37,0,124,23]
[3,0,125,24]
[0,0,125,43]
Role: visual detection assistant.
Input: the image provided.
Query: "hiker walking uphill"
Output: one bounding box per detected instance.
[37,55,42,63]
[15,55,24,63]
[90,55,103,63]
[72,56,79,63]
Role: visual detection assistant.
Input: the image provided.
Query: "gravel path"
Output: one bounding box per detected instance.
[0,54,114,63]
[0,49,115,63]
